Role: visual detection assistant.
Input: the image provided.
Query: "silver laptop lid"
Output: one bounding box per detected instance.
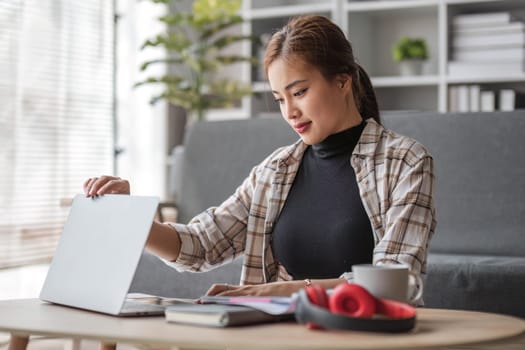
[40,194,159,315]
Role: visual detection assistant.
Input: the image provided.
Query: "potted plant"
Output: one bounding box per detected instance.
[392,37,428,76]
[135,0,259,121]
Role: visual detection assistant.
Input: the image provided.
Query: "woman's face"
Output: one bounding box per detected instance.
[268,57,357,145]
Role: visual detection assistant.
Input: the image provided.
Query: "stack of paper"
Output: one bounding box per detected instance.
[449,12,525,77]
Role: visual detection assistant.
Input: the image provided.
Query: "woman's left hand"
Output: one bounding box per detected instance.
[205,281,303,297]
[205,278,346,297]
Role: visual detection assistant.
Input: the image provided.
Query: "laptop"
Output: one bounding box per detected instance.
[40,194,167,316]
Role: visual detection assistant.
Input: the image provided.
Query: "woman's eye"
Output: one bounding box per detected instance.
[274,98,284,105]
[293,88,307,97]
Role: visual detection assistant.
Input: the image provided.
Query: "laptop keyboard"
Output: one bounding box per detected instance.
[120,300,166,315]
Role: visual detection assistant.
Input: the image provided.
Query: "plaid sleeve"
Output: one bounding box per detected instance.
[374,147,436,276]
[166,166,258,272]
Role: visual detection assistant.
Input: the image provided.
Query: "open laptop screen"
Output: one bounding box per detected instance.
[40,194,159,315]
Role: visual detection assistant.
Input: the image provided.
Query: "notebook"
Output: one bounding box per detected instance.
[165,303,294,327]
[39,194,169,316]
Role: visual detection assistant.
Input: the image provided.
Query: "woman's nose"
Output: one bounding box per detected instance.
[284,100,299,120]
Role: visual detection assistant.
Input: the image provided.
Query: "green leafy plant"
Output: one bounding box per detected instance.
[392,37,428,63]
[136,0,259,121]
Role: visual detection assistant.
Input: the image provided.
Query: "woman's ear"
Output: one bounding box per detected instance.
[336,74,352,92]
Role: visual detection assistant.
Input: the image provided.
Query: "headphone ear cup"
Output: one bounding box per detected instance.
[329,283,376,318]
[305,284,330,308]
[305,285,330,329]
[375,298,417,319]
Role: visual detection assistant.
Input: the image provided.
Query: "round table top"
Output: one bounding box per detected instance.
[0,299,524,350]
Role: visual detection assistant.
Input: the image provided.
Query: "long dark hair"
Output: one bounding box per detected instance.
[264,15,380,124]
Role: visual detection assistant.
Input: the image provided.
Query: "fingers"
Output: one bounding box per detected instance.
[83,177,98,195]
[98,179,130,195]
[205,283,240,296]
[83,176,130,197]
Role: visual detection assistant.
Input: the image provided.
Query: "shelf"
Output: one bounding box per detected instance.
[254,76,442,91]
[345,0,438,12]
[372,75,440,87]
[446,74,525,84]
[446,0,523,6]
[246,3,333,20]
[241,0,525,115]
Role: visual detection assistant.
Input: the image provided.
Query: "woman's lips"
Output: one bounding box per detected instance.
[294,121,311,134]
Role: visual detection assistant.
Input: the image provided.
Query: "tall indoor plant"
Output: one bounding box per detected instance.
[136,0,258,121]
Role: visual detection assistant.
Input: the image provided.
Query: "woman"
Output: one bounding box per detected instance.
[84,15,436,299]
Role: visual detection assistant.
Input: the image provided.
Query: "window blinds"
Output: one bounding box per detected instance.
[0,0,114,269]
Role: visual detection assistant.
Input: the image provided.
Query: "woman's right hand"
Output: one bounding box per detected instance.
[83,175,130,197]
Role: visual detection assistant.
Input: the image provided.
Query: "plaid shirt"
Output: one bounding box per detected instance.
[169,118,436,286]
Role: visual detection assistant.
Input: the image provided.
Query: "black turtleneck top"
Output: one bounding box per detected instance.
[271,121,374,279]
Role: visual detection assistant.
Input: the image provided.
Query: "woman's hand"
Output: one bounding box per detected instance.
[83,175,130,197]
[205,278,347,297]
[205,281,305,297]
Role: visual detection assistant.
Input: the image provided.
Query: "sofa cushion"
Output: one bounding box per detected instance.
[177,117,297,224]
[383,111,525,256]
[425,253,525,318]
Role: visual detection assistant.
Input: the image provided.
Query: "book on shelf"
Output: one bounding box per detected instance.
[452,12,515,28]
[453,21,525,36]
[452,31,525,49]
[457,85,470,113]
[448,61,524,77]
[165,303,293,327]
[452,47,525,62]
[499,89,525,111]
[481,90,496,112]
[469,85,481,112]
[448,86,458,112]
[449,85,484,113]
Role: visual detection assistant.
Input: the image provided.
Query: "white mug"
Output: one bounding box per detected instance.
[351,264,423,303]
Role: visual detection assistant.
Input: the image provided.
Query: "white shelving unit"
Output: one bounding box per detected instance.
[237,0,525,117]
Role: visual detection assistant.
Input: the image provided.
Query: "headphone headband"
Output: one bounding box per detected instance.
[295,288,416,332]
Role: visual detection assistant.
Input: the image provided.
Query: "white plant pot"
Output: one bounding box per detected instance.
[399,59,424,76]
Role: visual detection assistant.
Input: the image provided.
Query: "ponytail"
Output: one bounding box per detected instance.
[352,64,381,125]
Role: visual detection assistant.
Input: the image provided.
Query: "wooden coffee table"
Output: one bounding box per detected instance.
[1,299,524,350]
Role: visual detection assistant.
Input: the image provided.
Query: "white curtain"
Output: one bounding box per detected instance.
[0,0,114,268]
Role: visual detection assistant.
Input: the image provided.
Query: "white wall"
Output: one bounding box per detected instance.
[115,0,168,199]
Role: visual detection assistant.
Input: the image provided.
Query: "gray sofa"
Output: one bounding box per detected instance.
[130,111,525,319]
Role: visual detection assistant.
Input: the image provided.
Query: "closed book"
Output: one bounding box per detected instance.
[452,47,525,62]
[469,85,481,112]
[499,89,525,111]
[481,91,496,112]
[448,61,524,76]
[457,85,470,113]
[448,86,458,112]
[452,12,514,28]
[452,31,525,49]
[453,21,525,36]
[165,303,290,327]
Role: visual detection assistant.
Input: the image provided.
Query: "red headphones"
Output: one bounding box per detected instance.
[295,283,416,332]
